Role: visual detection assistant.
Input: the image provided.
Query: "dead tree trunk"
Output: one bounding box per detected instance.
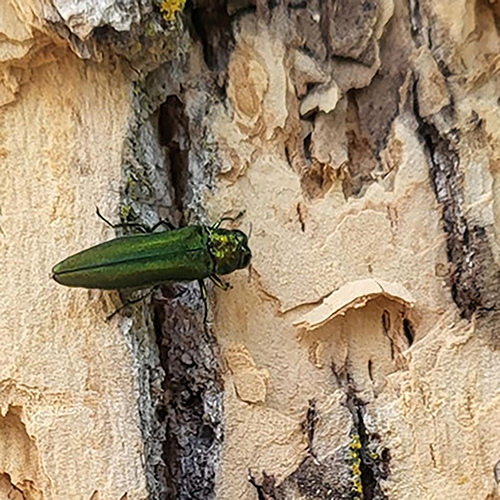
[1,1,500,499]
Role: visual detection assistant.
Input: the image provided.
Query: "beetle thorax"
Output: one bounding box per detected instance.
[208,228,244,275]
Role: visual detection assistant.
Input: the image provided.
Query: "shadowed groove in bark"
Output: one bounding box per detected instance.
[154,294,223,499]
[414,95,500,320]
[155,96,223,499]
[345,394,390,500]
[190,0,235,72]
[247,390,390,499]
[403,318,414,346]
[412,84,482,319]
[159,95,191,222]
[408,0,500,321]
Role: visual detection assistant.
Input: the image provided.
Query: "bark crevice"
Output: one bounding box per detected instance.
[413,84,483,319]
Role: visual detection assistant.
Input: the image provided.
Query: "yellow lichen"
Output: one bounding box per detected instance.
[350,434,362,450]
[145,22,156,37]
[352,473,363,494]
[160,0,186,22]
[119,204,132,221]
[351,461,361,477]
[348,434,364,498]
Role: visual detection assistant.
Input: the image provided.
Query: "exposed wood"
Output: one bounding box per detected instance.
[1,0,500,499]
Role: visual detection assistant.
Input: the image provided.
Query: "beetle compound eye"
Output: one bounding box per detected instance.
[241,250,252,269]
[233,230,248,246]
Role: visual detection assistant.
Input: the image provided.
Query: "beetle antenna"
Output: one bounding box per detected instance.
[212,210,246,229]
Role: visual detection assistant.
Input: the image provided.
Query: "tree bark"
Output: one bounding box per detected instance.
[1,0,500,499]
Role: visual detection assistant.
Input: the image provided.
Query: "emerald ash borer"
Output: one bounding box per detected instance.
[52,210,252,318]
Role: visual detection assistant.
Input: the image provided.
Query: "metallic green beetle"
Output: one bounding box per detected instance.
[52,212,252,316]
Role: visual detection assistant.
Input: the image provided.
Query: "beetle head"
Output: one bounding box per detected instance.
[208,228,252,275]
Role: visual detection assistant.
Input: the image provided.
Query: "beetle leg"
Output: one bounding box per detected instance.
[150,219,176,232]
[106,286,159,321]
[212,210,246,229]
[198,279,208,326]
[96,207,150,233]
[96,207,175,234]
[209,274,232,291]
[96,207,116,228]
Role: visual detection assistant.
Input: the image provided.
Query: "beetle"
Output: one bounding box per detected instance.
[52,209,252,319]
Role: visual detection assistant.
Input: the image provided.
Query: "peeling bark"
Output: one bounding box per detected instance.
[2,0,500,499]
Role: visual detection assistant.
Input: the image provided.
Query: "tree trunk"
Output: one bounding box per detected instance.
[1,0,500,499]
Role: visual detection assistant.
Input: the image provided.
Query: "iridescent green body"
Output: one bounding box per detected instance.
[52,225,251,290]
